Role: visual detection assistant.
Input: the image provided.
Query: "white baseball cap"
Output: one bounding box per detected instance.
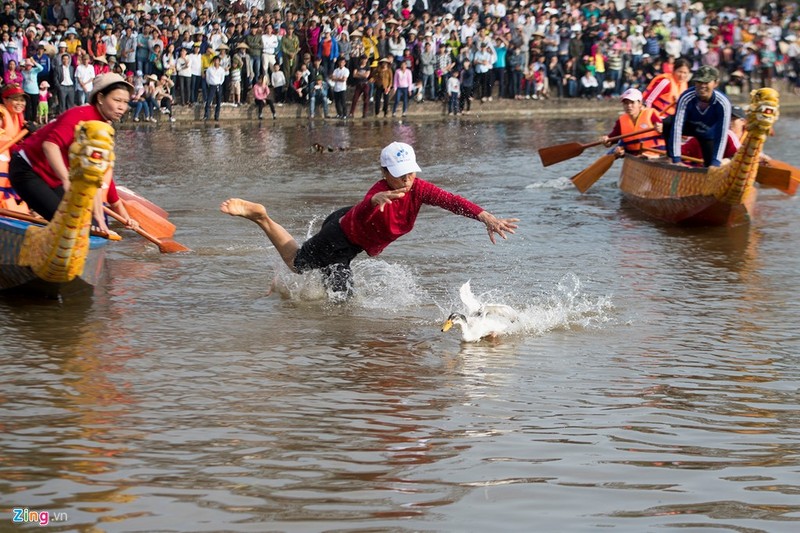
[620,88,643,102]
[380,142,421,177]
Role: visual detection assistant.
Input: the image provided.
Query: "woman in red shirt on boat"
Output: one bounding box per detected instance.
[221,142,519,298]
[9,73,139,234]
[601,88,664,157]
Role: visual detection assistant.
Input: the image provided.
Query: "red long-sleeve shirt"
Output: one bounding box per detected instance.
[339,178,484,257]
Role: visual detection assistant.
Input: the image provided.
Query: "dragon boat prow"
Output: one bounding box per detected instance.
[0,120,116,298]
[618,88,780,227]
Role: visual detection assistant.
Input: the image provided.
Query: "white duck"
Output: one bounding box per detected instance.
[441,281,518,342]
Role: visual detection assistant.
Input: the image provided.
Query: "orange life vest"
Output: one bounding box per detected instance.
[643,73,684,116]
[618,108,663,154]
[0,104,27,213]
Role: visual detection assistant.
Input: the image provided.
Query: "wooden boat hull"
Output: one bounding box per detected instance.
[0,216,108,298]
[618,155,757,227]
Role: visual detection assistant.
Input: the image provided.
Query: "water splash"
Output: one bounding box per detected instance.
[438,273,614,341]
[526,176,575,190]
[271,258,428,309]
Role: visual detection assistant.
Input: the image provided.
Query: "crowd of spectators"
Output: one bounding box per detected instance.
[1,0,799,122]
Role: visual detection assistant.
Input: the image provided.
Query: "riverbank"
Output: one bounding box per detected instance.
[129,88,800,125]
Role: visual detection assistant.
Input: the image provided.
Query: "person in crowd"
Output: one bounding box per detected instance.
[9,73,138,234]
[4,59,23,86]
[75,54,96,106]
[270,63,286,105]
[204,54,226,122]
[252,75,276,120]
[308,74,329,119]
[665,65,731,167]
[447,69,461,115]
[37,81,50,125]
[220,141,518,298]
[53,53,76,114]
[176,47,192,106]
[330,57,350,119]
[154,76,176,122]
[20,58,42,123]
[601,88,664,157]
[459,59,475,113]
[392,60,412,117]
[372,58,393,118]
[349,55,371,119]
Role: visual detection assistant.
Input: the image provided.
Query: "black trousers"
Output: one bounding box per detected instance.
[293,206,361,296]
[9,153,63,220]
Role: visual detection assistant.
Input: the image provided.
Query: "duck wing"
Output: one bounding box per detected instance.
[459,280,484,316]
[481,303,518,321]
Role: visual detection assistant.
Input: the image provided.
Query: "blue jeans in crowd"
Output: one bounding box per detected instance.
[392,87,409,115]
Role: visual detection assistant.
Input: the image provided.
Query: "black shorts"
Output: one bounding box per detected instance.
[293,206,363,273]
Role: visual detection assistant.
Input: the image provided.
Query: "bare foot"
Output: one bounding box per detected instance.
[220,198,268,222]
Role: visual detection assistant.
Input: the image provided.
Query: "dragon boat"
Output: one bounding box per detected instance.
[0,121,116,298]
[618,88,780,227]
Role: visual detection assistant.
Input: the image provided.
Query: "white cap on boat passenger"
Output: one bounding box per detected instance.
[620,88,643,102]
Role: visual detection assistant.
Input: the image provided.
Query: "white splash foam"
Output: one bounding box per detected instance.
[440,273,614,340]
[526,176,575,190]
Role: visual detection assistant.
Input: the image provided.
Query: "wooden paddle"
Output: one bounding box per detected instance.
[757,159,799,195]
[571,153,617,193]
[121,199,176,238]
[0,207,121,240]
[104,207,190,253]
[116,185,170,218]
[539,127,658,167]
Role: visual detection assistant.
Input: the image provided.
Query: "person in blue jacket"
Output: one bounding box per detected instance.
[664,65,731,167]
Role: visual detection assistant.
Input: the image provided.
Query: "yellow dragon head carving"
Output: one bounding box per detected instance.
[68,120,116,188]
[746,88,780,136]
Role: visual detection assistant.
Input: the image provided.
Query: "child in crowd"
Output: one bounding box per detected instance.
[447,72,460,114]
[230,54,242,106]
[37,81,49,124]
[271,63,286,105]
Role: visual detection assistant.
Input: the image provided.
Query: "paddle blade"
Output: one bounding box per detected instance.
[756,165,795,195]
[571,154,617,193]
[156,238,191,254]
[116,186,170,218]
[538,142,585,167]
[122,199,177,238]
[757,159,799,195]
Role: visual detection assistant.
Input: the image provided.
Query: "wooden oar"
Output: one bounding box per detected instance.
[538,127,658,167]
[571,153,617,193]
[103,207,190,253]
[116,185,169,218]
[757,159,799,195]
[121,199,176,238]
[0,207,121,240]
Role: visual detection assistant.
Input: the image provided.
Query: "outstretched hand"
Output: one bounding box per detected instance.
[478,211,519,244]
[371,188,408,212]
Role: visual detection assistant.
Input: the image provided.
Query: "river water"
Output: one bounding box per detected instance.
[1,114,799,532]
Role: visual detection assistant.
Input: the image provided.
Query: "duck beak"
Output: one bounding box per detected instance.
[441,319,453,332]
